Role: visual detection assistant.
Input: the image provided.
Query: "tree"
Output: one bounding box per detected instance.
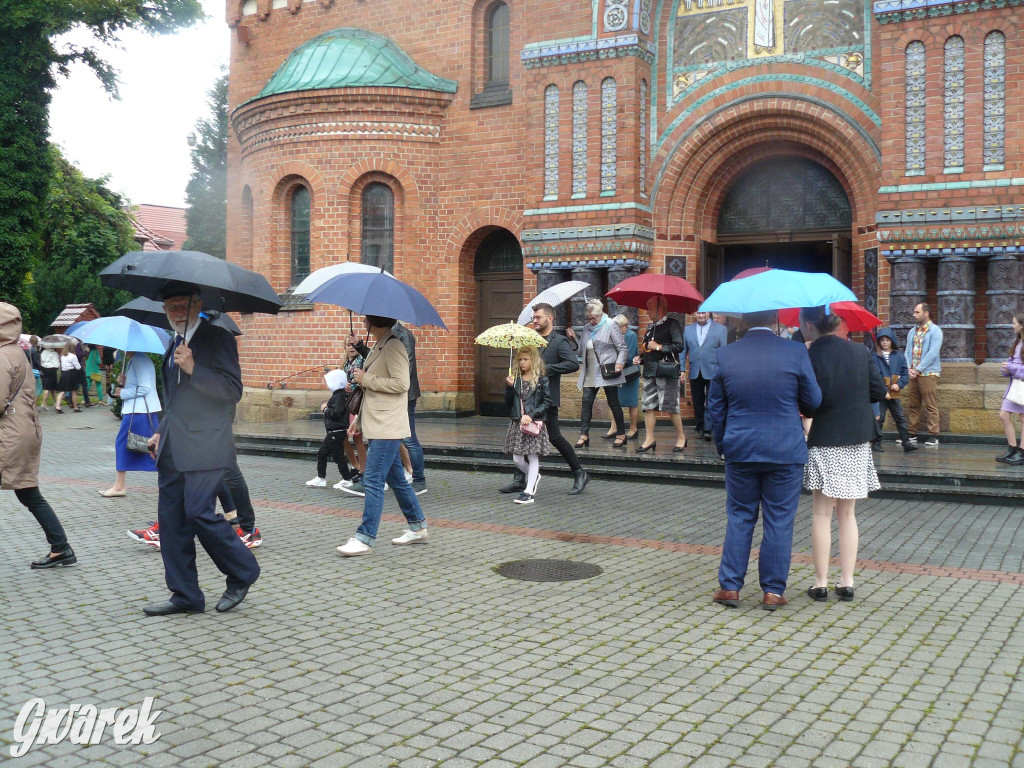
[0,0,203,307]
[183,72,228,259]
[26,146,137,333]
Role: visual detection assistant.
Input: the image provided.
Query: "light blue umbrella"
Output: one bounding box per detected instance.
[304,271,447,330]
[698,269,857,315]
[65,321,88,337]
[72,316,171,354]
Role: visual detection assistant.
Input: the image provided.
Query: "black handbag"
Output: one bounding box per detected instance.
[655,357,681,379]
[599,362,619,378]
[621,364,641,382]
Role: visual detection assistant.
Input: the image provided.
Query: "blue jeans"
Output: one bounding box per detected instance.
[355,438,426,545]
[718,462,803,595]
[402,400,426,483]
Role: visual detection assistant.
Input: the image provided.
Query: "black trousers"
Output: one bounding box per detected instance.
[317,432,355,480]
[11,486,69,552]
[545,407,581,472]
[223,461,256,531]
[157,449,260,610]
[581,386,625,436]
[876,398,911,443]
[690,375,710,431]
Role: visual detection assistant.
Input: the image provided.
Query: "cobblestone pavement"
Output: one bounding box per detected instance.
[3,408,1023,767]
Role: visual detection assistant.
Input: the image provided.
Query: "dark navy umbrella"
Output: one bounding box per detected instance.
[116,297,243,336]
[304,271,447,330]
[100,251,281,315]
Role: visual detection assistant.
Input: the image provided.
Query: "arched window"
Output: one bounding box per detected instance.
[543,84,559,199]
[361,183,394,273]
[943,35,965,172]
[572,81,588,197]
[600,77,617,195]
[289,186,310,285]
[486,2,510,86]
[905,41,926,176]
[984,31,1006,170]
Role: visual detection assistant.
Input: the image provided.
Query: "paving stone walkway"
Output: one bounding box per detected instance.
[2,407,1023,767]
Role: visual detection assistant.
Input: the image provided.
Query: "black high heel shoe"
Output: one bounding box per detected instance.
[599,433,617,440]
[575,436,590,448]
[637,441,657,453]
[626,431,639,441]
[672,439,688,453]
[613,436,628,448]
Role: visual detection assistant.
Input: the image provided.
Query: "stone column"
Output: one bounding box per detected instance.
[936,252,975,361]
[606,264,641,328]
[985,252,1024,360]
[569,267,603,335]
[886,253,927,349]
[535,268,570,332]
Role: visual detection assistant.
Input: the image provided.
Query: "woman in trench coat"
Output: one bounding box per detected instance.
[0,302,77,569]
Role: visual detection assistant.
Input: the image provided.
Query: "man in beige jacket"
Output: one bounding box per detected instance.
[337,315,428,556]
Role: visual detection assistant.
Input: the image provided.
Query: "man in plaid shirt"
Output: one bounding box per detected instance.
[905,303,943,447]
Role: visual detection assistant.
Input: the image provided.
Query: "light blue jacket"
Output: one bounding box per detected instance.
[682,320,728,380]
[910,322,943,376]
[119,354,162,415]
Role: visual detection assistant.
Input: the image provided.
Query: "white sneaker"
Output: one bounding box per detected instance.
[337,538,372,556]
[333,479,354,490]
[306,476,327,487]
[392,529,429,545]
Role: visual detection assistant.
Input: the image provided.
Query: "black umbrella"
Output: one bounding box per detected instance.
[100,251,282,315]
[116,297,243,337]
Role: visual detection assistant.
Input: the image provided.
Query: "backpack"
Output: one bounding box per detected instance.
[40,348,60,369]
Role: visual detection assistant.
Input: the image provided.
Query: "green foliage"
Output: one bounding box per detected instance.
[183,72,228,259]
[26,147,137,332]
[0,0,203,313]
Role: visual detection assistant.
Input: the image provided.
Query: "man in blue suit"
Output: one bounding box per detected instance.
[682,311,728,440]
[144,285,260,616]
[706,310,821,610]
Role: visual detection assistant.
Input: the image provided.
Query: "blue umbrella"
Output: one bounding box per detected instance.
[72,316,171,355]
[698,269,857,314]
[304,271,447,330]
[65,321,88,337]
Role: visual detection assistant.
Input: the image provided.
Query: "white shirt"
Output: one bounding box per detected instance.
[60,353,81,371]
[695,322,710,346]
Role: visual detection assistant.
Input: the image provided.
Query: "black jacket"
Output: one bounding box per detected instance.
[641,317,684,376]
[806,334,888,448]
[504,376,552,422]
[323,388,349,432]
[156,320,243,471]
[539,331,578,408]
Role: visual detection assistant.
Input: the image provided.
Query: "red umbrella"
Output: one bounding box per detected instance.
[778,301,882,332]
[731,266,773,280]
[605,273,704,314]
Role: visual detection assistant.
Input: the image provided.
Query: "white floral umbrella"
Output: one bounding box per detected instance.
[516,280,592,325]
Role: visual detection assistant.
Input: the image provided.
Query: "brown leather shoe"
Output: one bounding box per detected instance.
[762,592,787,611]
[713,589,740,607]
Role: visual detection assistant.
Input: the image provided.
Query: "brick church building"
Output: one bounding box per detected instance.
[224,0,1022,431]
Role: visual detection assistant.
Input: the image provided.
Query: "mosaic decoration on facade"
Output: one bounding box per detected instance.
[639,80,648,199]
[604,0,630,31]
[600,78,617,195]
[983,31,1006,170]
[905,41,926,177]
[874,0,1023,24]
[876,204,1024,245]
[521,35,655,69]
[863,248,878,315]
[670,0,868,104]
[544,85,559,199]
[572,81,588,197]
[718,157,851,235]
[638,0,653,35]
[943,36,965,172]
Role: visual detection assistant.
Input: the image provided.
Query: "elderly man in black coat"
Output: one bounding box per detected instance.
[500,302,590,495]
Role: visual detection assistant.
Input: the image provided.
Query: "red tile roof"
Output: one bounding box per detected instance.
[130,215,176,251]
[52,303,100,329]
[135,204,187,249]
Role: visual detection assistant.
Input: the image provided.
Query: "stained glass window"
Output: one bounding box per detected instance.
[361,183,394,273]
[289,186,310,285]
[486,2,510,86]
[943,36,965,171]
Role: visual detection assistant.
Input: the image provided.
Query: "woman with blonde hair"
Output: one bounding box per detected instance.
[576,298,628,448]
[504,346,552,504]
[996,313,1024,465]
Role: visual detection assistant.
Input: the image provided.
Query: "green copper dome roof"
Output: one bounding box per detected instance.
[257,28,458,99]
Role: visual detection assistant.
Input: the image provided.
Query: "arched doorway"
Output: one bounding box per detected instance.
[700,156,853,296]
[474,229,523,416]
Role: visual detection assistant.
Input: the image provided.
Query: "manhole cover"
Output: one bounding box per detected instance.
[495,559,603,582]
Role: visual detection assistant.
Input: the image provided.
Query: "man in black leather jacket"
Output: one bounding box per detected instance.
[499,303,591,496]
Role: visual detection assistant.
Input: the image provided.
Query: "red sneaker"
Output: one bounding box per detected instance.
[237,527,262,549]
[128,522,160,549]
